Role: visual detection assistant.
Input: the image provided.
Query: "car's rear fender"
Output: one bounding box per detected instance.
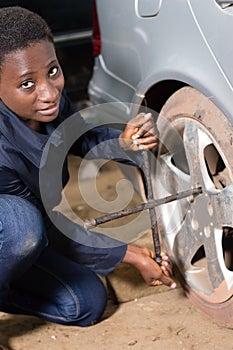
[89,52,233,127]
[133,64,233,126]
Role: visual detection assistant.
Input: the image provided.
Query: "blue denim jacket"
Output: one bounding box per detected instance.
[0,94,140,275]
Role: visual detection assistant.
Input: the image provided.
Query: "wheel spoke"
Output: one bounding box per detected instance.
[155,151,191,249]
[183,121,214,189]
[211,184,233,227]
[156,153,190,194]
[209,185,233,292]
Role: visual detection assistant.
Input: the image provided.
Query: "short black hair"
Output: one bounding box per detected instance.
[0,6,54,68]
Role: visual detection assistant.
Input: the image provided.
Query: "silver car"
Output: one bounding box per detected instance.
[88,0,233,327]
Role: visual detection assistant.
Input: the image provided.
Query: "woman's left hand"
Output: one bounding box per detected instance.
[122,245,176,288]
[119,112,159,151]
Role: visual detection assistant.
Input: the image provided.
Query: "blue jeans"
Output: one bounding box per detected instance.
[0,195,107,326]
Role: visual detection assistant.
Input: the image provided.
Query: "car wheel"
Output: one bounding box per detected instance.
[154,86,233,328]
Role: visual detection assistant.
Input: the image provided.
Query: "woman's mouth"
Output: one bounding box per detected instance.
[37,102,59,116]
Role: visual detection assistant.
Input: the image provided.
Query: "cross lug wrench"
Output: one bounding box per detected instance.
[83,150,202,266]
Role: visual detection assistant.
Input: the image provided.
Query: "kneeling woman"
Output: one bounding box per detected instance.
[0,6,175,331]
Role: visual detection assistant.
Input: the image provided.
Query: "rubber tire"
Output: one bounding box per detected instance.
[156,86,233,328]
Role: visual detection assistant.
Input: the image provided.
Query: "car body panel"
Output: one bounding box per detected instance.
[89,0,233,123]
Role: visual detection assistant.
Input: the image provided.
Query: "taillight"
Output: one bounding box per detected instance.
[92,1,101,56]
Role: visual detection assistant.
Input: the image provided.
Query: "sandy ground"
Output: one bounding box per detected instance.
[1,288,233,350]
[0,156,232,350]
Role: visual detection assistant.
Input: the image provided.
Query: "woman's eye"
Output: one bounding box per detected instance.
[20,81,35,89]
[49,66,59,77]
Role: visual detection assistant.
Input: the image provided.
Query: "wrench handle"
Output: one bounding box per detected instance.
[142,149,162,265]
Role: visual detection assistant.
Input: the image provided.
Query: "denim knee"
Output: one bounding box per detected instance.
[54,272,108,327]
[0,195,47,286]
[36,249,109,327]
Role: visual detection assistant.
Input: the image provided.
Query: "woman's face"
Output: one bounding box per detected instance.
[0,39,65,128]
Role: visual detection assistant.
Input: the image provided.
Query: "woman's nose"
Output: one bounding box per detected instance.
[37,80,58,102]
